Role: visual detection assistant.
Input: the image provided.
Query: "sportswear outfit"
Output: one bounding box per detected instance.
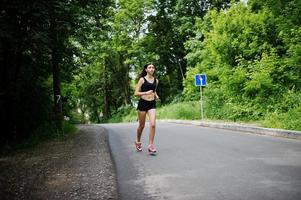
[135,77,158,154]
[137,77,157,112]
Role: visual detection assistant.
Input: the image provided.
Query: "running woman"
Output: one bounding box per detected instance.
[134,63,159,155]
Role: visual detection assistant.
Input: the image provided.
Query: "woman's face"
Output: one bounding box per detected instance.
[145,64,155,75]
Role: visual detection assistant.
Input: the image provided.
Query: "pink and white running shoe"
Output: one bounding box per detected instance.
[148,144,157,155]
[135,141,142,152]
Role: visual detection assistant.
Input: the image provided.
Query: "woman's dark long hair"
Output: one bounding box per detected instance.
[138,63,155,79]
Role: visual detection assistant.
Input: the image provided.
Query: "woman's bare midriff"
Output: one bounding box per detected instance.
[141,93,155,101]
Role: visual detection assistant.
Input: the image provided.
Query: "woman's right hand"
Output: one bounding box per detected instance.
[144,90,153,95]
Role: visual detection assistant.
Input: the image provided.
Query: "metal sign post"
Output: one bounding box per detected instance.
[200,86,204,119]
[195,74,207,120]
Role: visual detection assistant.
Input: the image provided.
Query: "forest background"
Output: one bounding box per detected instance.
[1,0,300,150]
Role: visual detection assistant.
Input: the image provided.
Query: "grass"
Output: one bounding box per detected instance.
[108,101,203,122]
[261,105,301,131]
[157,101,201,120]
[109,101,301,131]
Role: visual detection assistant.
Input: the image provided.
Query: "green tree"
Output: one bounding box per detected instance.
[184,1,301,126]
[0,0,113,144]
[65,0,153,122]
[142,0,237,103]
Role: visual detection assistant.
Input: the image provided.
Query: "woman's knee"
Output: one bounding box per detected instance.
[150,123,156,129]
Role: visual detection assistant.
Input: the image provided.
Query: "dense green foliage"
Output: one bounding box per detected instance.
[67,0,236,120]
[184,0,301,129]
[0,0,113,145]
[1,0,300,149]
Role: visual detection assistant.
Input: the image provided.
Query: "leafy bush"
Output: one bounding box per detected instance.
[109,105,137,123]
[182,1,301,130]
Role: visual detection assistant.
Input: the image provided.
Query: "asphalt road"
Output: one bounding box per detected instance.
[101,122,301,200]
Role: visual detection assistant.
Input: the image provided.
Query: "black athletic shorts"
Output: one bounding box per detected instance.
[137,99,156,112]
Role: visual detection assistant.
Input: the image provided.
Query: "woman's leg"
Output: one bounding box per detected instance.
[147,109,156,145]
[136,111,147,143]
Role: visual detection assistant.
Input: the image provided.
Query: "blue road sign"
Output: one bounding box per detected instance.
[195,74,206,86]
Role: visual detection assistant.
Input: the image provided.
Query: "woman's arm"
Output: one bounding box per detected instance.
[155,79,159,99]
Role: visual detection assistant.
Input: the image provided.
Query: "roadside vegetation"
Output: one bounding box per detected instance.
[0,121,77,155]
[109,101,301,131]
[1,0,300,153]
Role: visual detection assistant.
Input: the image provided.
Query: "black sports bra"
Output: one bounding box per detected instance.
[141,77,157,92]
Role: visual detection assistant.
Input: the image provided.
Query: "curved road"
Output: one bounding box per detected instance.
[101,122,301,200]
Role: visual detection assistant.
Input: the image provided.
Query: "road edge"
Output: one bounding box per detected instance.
[159,119,301,140]
[100,125,121,200]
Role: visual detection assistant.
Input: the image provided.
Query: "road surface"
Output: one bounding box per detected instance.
[102,122,301,200]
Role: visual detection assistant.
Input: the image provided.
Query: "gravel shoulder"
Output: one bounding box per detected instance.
[0,125,118,200]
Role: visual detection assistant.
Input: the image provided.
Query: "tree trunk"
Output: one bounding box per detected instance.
[102,64,110,120]
[92,100,101,123]
[50,15,63,131]
[124,63,131,105]
[0,39,16,143]
[119,53,131,105]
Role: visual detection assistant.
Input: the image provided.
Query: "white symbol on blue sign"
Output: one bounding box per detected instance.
[195,74,206,86]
